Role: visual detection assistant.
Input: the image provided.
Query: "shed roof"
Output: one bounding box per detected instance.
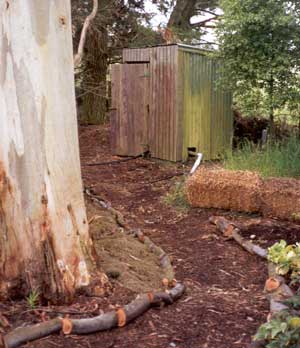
[123,43,212,55]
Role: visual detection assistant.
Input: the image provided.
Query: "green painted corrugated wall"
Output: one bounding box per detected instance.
[178,46,233,161]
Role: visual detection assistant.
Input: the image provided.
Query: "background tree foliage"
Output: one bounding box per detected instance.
[217,0,300,135]
[72,0,162,124]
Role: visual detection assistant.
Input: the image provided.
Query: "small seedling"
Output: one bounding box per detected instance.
[163,179,189,210]
[26,289,40,309]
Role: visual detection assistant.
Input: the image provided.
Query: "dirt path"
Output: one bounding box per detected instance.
[78,125,269,348]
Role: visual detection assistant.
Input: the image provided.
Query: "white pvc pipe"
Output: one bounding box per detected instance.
[190,153,203,175]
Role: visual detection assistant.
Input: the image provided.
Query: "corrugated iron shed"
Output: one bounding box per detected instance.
[111,44,233,162]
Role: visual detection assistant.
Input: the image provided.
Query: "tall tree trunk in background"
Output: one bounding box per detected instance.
[79,25,108,124]
[79,0,111,125]
[168,0,197,30]
[268,78,275,139]
[168,0,219,33]
[0,0,92,302]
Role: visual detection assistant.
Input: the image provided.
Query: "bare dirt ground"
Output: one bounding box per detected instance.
[3,124,300,348]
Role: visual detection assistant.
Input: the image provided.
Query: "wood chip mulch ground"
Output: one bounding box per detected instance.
[3,124,300,348]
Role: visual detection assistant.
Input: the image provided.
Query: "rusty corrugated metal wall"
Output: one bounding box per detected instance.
[178,46,232,160]
[122,45,179,161]
[123,47,150,63]
[111,44,232,162]
[148,46,179,162]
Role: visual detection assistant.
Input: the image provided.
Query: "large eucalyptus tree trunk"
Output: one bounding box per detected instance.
[0,0,92,302]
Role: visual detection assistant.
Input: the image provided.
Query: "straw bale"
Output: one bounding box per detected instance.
[261,178,300,220]
[186,168,262,213]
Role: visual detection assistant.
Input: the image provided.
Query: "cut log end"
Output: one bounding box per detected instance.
[61,318,73,335]
[264,277,281,293]
[116,309,126,327]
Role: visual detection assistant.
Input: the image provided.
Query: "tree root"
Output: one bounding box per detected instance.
[3,283,185,348]
[210,216,295,348]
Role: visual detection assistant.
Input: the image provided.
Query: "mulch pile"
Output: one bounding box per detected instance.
[186,168,300,221]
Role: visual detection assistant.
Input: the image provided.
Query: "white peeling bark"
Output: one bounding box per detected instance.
[0,0,92,301]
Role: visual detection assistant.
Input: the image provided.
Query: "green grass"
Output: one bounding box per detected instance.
[224,136,300,178]
[163,178,190,210]
[26,289,40,309]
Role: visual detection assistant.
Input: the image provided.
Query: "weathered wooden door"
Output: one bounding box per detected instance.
[111,63,150,156]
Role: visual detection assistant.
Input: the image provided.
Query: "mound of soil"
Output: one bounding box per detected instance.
[87,201,166,293]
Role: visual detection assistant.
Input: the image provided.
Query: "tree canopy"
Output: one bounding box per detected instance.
[217,0,300,133]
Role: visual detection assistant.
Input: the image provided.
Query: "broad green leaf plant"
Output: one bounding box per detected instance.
[254,241,300,347]
[268,240,300,283]
[254,310,300,348]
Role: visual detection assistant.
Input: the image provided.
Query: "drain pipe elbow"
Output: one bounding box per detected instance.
[190,153,203,175]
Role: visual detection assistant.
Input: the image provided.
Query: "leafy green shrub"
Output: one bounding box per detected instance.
[268,240,300,283]
[224,137,300,178]
[254,310,300,347]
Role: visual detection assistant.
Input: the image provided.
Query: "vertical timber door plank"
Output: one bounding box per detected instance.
[111,63,150,156]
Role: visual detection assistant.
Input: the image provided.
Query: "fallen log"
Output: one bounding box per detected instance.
[266,263,294,314]
[3,283,185,348]
[3,319,62,348]
[209,216,267,258]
